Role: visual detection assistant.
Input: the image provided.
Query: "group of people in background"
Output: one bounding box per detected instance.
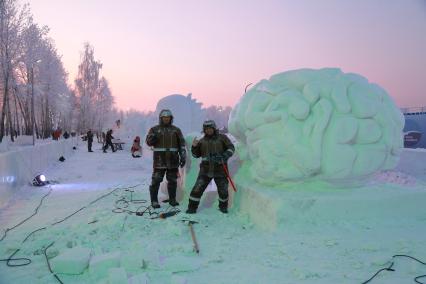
[85,129,117,153]
[51,128,71,140]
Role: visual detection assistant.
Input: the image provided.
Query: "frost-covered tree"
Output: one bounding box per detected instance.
[94,76,114,132]
[13,16,71,139]
[73,43,115,133]
[0,1,72,143]
[37,39,70,138]
[16,19,47,137]
[0,3,113,144]
[0,0,29,142]
[74,43,103,132]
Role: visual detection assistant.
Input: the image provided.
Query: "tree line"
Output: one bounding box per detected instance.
[0,0,116,143]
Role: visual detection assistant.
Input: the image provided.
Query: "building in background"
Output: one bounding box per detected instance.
[402,107,426,149]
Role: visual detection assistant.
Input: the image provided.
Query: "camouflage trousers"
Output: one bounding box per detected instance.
[149,168,178,203]
[187,173,229,211]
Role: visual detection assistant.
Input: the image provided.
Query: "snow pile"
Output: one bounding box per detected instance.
[396,148,426,180]
[229,68,404,185]
[373,170,417,186]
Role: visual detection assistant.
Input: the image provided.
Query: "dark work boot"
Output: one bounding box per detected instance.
[150,185,160,208]
[151,201,160,209]
[219,200,228,214]
[185,207,196,214]
[186,199,199,214]
[167,186,178,207]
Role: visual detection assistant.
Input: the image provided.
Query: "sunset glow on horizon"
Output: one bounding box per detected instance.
[28,0,426,112]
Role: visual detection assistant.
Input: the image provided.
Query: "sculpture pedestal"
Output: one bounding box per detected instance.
[234,175,426,231]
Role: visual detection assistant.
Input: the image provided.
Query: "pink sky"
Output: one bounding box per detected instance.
[29,0,426,112]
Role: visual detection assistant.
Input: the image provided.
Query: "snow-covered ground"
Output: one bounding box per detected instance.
[1,142,426,284]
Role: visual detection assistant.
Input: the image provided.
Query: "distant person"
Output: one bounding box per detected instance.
[63,131,70,139]
[87,129,94,152]
[145,109,186,208]
[186,120,235,214]
[53,128,61,140]
[103,129,115,153]
[101,132,106,146]
[131,136,142,158]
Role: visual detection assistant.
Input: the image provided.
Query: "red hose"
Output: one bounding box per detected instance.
[222,163,237,192]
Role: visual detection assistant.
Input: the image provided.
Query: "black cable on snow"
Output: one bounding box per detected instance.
[362,254,426,284]
[0,187,53,242]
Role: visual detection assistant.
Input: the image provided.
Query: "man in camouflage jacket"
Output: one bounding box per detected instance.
[186,120,235,214]
[146,109,186,208]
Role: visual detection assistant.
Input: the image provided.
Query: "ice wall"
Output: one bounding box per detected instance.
[229,68,404,186]
[0,138,77,208]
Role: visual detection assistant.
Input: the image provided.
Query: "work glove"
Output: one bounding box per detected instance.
[179,156,186,168]
[146,133,158,146]
[210,153,224,164]
[192,137,200,147]
[179,150,187,168]
[222,150,233,163]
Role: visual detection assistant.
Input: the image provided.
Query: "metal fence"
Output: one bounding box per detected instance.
[400,106,426,114]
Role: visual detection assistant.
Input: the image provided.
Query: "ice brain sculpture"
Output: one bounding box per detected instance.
[229,68,404,185]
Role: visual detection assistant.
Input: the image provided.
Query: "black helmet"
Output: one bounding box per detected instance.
[203,120,217,130]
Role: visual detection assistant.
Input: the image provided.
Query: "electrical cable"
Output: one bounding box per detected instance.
[111,188,181,219]
[43,242,64,284]
[0,187,52,241]
[362,254,426,284]
[0,184,140,272]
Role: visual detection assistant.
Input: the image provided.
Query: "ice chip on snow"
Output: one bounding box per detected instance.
[108,267,128,284]
[129,273,150,284]
[51,246,92,275]
[229,68,404,185]
[89,251,121,279]
[171,274,189,284]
